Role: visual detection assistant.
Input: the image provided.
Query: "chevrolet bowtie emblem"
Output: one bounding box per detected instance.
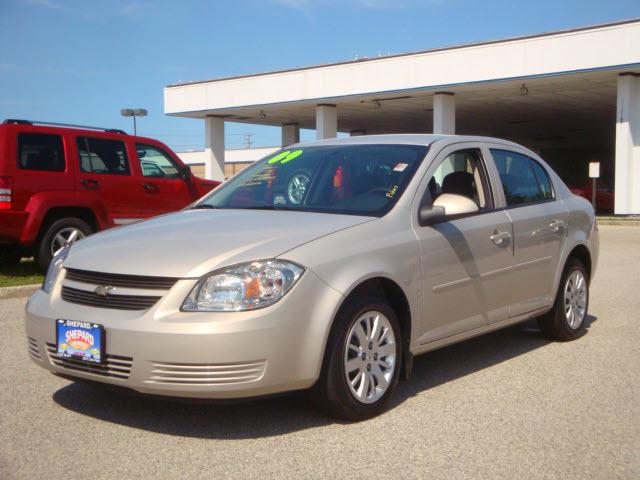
[94,285,115,297]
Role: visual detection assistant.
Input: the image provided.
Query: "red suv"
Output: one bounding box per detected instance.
[0,119,219,269]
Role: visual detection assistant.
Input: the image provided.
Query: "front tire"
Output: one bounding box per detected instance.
[538,258,589,341]
[36,218,93,270]
[313,297,402,421]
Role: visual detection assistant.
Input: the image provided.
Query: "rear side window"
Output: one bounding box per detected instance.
[491,149,554,206]
[529,158,554,201]
[18,133,65,172]
[77,137,130,175]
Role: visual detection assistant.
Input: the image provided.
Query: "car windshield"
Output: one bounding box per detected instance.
[195,144,428,217]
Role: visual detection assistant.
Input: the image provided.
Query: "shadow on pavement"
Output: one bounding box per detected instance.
[53,316,597,439]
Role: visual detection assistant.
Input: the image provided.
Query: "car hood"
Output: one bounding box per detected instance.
[64,209,374,278]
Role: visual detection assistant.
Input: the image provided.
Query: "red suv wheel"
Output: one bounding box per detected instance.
[37,217,94,269]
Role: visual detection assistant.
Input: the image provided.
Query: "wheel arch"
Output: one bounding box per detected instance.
[36,207,99,242]
[567,244,592,281]
[551,240,593,307]
[331,276,414,381]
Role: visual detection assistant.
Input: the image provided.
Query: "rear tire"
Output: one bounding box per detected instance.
[312,296,402,421]
[538,258,589,341]
[36,217,93,270]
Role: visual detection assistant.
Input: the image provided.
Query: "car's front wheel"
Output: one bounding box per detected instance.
[538,258,589,341]
[313,297,402,421]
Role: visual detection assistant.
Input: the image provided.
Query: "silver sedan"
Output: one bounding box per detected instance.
[25,134,598,420]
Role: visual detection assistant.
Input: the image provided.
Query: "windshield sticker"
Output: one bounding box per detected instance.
[268,149,304,165]
[393,163,408,172]
[281,149,303,163]
[268,151,291,164]
[386,185,399,198]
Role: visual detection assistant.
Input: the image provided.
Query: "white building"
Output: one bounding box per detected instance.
[165,19,640,214]
[177,146,278,179]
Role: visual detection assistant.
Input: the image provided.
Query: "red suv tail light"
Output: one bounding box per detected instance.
[0,176,13,210]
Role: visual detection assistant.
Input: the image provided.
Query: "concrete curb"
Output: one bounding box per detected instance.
[597,217,640,226]
[0,284,40,300]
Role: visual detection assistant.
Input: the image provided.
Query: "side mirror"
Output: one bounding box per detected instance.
[418,205,446,226]
[418,193,479,226]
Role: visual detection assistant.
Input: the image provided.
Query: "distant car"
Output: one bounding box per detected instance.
[0,119,219,268]
[569,182,614,214]
[25,135,598,420]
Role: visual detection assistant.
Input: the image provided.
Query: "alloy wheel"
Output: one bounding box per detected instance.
[564,270,587,330]
[51,227,85,256]
[344,311,397,404]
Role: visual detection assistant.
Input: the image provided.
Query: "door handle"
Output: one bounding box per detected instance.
[490,229,511,246]
[549,219,565,233]
[143,182,159,193]
[80,179,99,189]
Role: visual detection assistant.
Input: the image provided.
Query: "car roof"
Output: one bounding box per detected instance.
[289,133,524,149]
[0,121,161,145]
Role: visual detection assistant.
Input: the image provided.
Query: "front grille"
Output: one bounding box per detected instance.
[147,360,266,386]
[46,343,133,379]
[27,337,41,359]
[61,286,161,310]
[65,268,178,290]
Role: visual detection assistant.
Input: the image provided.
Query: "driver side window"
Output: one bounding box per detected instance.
[428,148,491,211]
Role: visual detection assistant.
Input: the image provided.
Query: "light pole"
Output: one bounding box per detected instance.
[120,108,147,136]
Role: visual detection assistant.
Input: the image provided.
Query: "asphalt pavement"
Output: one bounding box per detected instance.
[1,225,638,479]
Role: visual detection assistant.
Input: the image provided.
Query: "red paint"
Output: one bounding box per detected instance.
[0,121,220,248]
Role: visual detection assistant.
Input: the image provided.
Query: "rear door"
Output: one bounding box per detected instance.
[413,143,515,344]
[75,135,150,226]
[132,142,194,214]
[488,147,569,316]
[12,129,75,211]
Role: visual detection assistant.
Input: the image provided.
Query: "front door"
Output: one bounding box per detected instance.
[133,143,194,215]
[413,145,515,345]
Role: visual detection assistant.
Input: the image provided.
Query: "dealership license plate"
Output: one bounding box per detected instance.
[56,320,105,364]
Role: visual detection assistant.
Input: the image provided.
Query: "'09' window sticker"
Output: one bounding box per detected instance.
[268,149,304,165]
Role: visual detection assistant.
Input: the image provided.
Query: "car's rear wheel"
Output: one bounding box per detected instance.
[36,218,93,270]
[313,297,402,421]
[538,258,589,341]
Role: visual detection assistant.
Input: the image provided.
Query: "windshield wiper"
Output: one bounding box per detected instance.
[237,206,298,211]
[191,204,218,209]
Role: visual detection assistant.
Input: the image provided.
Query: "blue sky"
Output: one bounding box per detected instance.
[1,0,639,151]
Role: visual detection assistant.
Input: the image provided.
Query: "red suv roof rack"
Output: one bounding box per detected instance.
[3,119,127,135]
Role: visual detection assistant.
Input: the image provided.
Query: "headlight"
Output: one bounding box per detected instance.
[182,260,304,312]
[42,245,70,294]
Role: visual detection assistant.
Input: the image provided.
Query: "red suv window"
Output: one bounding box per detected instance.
[77,137,131,175]
[18,133,65,172]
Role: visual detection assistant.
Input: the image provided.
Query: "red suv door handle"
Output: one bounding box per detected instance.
[143,182,159,193]
[80,179,99,189]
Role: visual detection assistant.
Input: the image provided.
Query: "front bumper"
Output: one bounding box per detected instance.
[25,270,343,399]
